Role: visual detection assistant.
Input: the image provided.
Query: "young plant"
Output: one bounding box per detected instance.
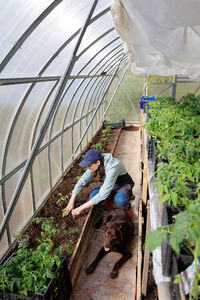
[62,208,70,218]
[56,193,68,207]
[91,142,104,152]
[147,200,200,300]
[0,217,63,297]
[102,125,112,137]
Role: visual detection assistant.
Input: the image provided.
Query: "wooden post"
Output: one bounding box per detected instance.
[142,200,151,296]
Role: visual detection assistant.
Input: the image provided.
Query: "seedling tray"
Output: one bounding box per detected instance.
[140,96,157,109]
[0,257,72,300]
[103,119,125,129]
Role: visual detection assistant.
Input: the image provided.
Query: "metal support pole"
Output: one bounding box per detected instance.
[172,75,177,99]
[0,0,99,241]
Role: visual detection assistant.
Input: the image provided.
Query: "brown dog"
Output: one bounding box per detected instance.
[86,206,134,278]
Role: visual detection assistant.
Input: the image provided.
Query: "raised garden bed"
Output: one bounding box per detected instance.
[0,126,122,299]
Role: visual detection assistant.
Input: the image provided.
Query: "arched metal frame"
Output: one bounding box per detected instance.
[0,0,101,242]
[0,0,129,249]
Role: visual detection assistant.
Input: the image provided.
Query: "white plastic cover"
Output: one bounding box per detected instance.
[111,0,200,80]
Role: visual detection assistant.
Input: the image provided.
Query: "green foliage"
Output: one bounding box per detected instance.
[62,209,70,217]
[0,219,61,296]
[0,217,78,296]
[145,93,200,208]
[146,74,174,83]
[102,126,112,137]
[91,142,104,152]
[147,199,200,299]
[56,193,68,206]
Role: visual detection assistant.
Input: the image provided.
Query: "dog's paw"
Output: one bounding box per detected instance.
[110,270,118,278]
[86,266,94,275]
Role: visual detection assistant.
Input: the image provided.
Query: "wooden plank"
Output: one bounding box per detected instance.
[142,200,151,296]
[69,128,122,287]
[136,196,143,300]
[69,206,98,287]
[111,128,122,155]
[142,128,148,206]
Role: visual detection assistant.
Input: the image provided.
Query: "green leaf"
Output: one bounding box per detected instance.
[147,228,167,253]
[173,273,182,284]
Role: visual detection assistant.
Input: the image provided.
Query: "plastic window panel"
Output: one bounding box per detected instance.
[79,116,88,151]
[38,80,73,146]
[32,148,50,210]
[78,39,122,75]
[0,231,9,260]
[4,171,33,242]
[95,0,112,12]
[53,79,89,134]
[48,137,62,188]
[0,84,31,177]
[71,121,82,160]
[1,1,92,77]
[42,38,78,77]
[71,78,92,122]
[84,77,102,115]
[105,67,142,123]
[147,84,172,98]
[4,82,56,175]
[176,82,200,99]
[62,128,73,172]
[77,11,114,55]
[74,30,119,75]
[87,112,93,143]
[0,0,52,63]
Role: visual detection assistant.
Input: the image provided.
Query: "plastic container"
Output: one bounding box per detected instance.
[103,119,125,129]
[0,257,72,300]
[140,96,157,109]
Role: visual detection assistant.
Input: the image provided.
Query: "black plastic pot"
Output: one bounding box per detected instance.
[0,257,72,300]
[103,119,125,129]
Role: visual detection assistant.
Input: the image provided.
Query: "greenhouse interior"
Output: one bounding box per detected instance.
[0,0,200,299]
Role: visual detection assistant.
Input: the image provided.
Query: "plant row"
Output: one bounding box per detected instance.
[145,93,200,299]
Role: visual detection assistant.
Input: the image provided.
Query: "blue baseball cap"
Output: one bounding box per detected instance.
[79,149,102,167]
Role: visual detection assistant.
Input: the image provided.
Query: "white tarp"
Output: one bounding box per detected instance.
[111,0,200,80]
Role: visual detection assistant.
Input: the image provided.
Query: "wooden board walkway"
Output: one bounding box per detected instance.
[70,125,141,300]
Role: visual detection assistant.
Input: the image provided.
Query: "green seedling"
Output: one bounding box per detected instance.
[56,193,68,207]
[0,217,63,297]
[76,175,82,181]
[102,125,112,137]
[91,142,104,152]
[62,209,70,218]
[65,244,73,255]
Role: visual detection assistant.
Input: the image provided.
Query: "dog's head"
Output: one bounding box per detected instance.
[104,223,123,252]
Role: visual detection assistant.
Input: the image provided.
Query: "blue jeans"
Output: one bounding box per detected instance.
[89,188,129,207]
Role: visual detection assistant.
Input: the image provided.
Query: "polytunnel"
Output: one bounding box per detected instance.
[0,1,200,300]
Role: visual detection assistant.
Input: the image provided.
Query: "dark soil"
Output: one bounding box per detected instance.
[23,128,121,265]
[144,255,159,300]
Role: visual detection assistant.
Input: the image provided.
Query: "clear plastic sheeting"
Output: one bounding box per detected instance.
[0,0,128,258]
[111,0,200,80]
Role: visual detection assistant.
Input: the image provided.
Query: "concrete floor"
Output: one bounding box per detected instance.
[71,126,141,300]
